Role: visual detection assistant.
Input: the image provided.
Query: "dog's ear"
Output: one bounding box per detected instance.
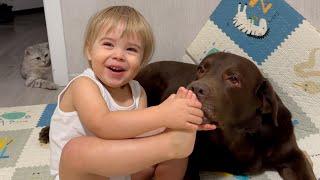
[256,79,279,127]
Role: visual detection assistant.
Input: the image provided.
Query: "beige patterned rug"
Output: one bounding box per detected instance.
[1,0,320,179]
[0,104,55,180]
[187,0,320,179]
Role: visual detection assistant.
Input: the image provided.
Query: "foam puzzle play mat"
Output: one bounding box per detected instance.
[0,104,55,180]
[186,0,320,179]
[0,0,320,179]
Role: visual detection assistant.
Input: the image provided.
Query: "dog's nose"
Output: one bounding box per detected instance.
[187,82,209,99]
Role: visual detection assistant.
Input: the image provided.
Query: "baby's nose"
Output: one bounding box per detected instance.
[112,48,125,60]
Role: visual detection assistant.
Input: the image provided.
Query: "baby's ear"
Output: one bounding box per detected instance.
[85,48,92,60]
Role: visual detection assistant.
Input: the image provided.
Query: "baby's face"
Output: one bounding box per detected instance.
[87,23,144,89]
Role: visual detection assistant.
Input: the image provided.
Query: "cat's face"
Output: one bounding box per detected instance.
[25,42,51,67]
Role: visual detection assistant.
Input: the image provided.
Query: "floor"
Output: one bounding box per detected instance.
[0,12,63,107]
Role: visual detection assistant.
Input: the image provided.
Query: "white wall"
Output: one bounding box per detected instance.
[43,0,69,86]
[47,0,320,85]
[60,0,220,78]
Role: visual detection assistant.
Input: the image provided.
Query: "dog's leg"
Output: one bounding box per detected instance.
[184,155,200,180]
[277,149,316,180]
[302,150,313,167]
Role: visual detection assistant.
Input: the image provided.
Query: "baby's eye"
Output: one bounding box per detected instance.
[127,47,138,53]
[103,42,113,47]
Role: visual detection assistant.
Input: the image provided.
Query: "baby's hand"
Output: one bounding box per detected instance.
[176,87,216,131]
[198,124,217,131]
[158,87,204,131]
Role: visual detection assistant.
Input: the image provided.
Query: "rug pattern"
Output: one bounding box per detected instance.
[186,0,320,179]
[0,104,55,180]
[1,1,320,179]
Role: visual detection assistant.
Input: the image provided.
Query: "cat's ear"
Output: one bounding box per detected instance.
[25,49,31,56]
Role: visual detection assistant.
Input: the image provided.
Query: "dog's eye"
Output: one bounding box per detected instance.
[197,66,206,79]
[225,74,241,87]
[229,76,238,83]
[197,66,205,74]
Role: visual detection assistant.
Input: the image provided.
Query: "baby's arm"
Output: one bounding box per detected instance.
[137,85,148,110]
[69,77,202,140]
[135,87,166,137]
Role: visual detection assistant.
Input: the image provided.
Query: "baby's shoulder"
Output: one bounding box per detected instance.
[69,76,101,94]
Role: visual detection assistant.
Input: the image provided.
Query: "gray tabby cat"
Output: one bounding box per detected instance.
[20,42,58,90]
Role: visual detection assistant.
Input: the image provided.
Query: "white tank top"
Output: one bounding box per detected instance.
[49,68,163,180]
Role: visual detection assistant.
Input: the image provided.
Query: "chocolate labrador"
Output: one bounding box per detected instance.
[135,52,316,180]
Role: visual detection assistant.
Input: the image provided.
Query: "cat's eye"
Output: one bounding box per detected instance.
[36,57,41,60]
[45,54,48,57]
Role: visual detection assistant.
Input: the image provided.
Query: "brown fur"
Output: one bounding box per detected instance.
[135,52,316,180]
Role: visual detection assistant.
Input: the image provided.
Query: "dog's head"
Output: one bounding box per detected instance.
[188,52,287,132]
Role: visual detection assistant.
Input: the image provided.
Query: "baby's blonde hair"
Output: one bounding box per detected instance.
[84,6,155,66]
